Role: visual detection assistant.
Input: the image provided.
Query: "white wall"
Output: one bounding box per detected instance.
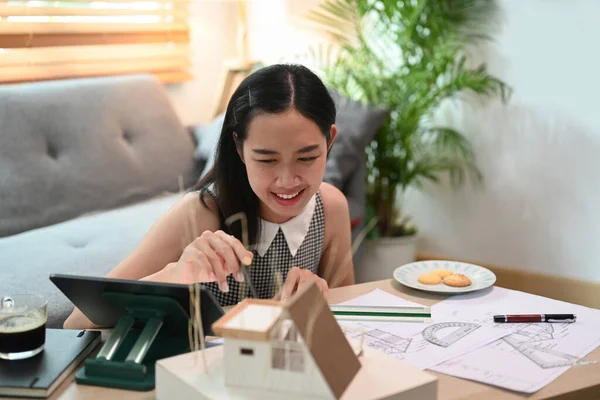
[404,0,600,282]
[165,1,240,126]
[245,0,329,66]
[166,0,333,127]
[165,0,322,126]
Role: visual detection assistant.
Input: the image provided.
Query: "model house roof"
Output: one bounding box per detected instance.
[285,282,361,399]
[211,282,361,399]
[212,298,283,341]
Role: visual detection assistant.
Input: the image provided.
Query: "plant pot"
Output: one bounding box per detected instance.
[354,234,418,283]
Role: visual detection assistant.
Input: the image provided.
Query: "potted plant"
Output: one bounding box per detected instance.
[305,0,511,281]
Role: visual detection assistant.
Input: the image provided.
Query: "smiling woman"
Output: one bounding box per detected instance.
[240,109,336,223]
[63,63,356,330]
[0,0,190,84]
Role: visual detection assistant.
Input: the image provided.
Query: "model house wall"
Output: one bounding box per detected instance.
[223,336,334,398]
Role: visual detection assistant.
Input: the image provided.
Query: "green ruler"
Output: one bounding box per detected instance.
[330,304,431,322]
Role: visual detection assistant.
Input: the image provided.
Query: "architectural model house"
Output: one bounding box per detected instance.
[211,282,361,399]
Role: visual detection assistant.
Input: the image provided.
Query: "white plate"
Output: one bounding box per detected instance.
[393,260,496,294]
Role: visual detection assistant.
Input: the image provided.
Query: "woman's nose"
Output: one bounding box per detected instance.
[276,166,300,187]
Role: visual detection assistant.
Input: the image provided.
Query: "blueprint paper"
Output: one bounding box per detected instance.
[336,289,509,370]
[429,287,600,393]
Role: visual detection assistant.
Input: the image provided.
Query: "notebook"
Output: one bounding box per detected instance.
[0,329,101,398]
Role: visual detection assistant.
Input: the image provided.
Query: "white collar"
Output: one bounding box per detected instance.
[256,194,317,257]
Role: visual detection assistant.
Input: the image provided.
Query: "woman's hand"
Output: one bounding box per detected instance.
[146,230,253,292]
[277,266,329,302]
[63,307,101,330]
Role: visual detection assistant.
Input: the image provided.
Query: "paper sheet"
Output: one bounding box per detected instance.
[429,287,600,393]
[336,289,508,370]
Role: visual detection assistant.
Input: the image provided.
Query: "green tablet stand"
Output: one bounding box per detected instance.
[75,292,192,391]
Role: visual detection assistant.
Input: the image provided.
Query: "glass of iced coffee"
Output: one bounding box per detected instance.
[0,294,47,360]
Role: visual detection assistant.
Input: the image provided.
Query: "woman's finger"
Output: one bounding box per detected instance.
[215,230,254,266]
[186,246,216,282]
[204,232,243,281]
[297,270,311,288]
[281,267,301,302]
[317,278,329,297]
[170,247,211,284]
[195,235,229,292]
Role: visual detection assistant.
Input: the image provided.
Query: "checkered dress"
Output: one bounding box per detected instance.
[203,192,325,306]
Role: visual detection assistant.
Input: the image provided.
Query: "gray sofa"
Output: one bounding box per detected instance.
[0,73,384,328]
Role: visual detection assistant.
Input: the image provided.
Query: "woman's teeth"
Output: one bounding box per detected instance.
[276,191,300,200]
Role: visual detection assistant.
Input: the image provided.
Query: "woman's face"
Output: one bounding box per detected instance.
[241,108,336,223]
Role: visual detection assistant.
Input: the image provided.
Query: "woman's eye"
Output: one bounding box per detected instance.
[299,156,318,162]
[257,159,276,164]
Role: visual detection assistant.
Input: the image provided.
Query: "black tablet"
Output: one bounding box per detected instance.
[49,273,225,336]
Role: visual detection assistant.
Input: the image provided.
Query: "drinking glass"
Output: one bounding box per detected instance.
[0,294,47,360]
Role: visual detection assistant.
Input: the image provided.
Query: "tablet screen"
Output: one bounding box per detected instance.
[50,274,224,336]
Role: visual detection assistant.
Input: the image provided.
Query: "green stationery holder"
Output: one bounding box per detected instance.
[75,292,191,391]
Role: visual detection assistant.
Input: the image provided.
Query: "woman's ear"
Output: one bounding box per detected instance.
[327,124,338,153]
[233,132,244,162]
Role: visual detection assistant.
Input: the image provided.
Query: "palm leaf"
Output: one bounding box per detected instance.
[304,0,359,46]
[302,0,509,236]
[425,127,473,158]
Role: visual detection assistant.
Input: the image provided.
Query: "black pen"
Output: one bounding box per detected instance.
[493,314,577,323]
[241,265,258,298]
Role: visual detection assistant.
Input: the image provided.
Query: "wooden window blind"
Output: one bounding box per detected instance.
[0,0,191,84]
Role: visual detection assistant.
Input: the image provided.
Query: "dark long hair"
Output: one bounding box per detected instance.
[196,64,336,248]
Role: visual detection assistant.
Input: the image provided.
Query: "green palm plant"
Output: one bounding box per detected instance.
[304,0,511,238]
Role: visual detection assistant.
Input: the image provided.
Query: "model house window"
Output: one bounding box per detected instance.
[240,347,254,356]
[0,0,191,84]
[271,344,286,370]
[271,341,304,372]
[287,345,304,372]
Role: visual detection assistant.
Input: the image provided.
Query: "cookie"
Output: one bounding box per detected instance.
[418,273,442,285]
[442,274,472,287]
[431,269,453,278]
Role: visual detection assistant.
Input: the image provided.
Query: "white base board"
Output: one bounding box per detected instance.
[156,343,437,400]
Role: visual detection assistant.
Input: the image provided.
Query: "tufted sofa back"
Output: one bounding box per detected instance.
[0,74,199,237]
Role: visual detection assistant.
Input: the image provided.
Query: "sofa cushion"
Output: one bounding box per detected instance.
[324,90,389,190]
[0,192,183,328]
[191,113,224,178]
[0,74,199,238]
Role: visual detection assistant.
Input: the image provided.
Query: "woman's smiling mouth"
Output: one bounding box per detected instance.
[272,188,305,206]
[275,191,300,199]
